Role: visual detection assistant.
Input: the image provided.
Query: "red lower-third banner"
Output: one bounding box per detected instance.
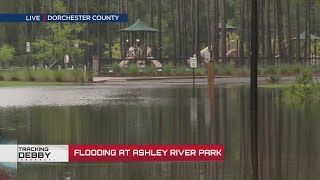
[0,145,224,163]
[69,145,224,162]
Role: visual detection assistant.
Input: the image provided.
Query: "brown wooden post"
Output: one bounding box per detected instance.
[92,56,100,77]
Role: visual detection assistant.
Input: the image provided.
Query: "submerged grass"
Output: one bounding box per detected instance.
[0,81,70,87]
[0,69,90,83]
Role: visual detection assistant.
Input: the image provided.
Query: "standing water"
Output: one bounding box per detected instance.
[0,81,319,180]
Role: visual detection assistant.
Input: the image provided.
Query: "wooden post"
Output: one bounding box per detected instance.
[208,46,215,121]
[92,56,100,77]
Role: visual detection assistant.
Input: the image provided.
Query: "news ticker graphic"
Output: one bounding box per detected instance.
[0,145,224,163]
[0,14,128,23]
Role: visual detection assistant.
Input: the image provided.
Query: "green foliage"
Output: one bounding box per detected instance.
[111,63,123,74]
[127,64,139,76]
[222,65,236,75]
[195,67,207,75]
[0,70,87,82]
[175,66,189,75]
[0,44,15,65]
[296,71,313,85]
[32,0,89,64]
[143,66,159,76]
[283,72,320,105]
[163,62,175,75]
[278,64,291,75]
[104,38,121,59]
[266,75,281,84]
[237,67,250,75]
[265,66,277,75]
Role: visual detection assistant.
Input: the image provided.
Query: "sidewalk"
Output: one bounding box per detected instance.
[93,75,268,82]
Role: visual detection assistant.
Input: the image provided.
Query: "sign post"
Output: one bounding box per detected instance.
[26,42,30,68]
[189,57,197,97]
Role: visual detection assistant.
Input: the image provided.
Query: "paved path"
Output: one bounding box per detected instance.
[93,76,300,86]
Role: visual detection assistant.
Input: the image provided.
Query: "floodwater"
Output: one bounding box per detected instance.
[0,79,319,180]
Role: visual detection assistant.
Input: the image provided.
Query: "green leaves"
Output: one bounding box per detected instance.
[32,1,89,64]
[283,72,320,105]
[0,44,15,63]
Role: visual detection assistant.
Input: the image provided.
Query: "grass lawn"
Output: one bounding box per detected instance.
[0,81,75,87]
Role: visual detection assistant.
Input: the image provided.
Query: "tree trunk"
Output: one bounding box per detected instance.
[195,0,199,58]
[259,0,265,64]
[276,0,285,63]
[158,0,162,61]
[150,0,155,45]
[171,0,177,64]
[220,0,226,64]
[207,0,211,47]
[296,1,300,63]
[286,0,292,64]
[305,0,310,64]
[210,0,218,60]
[239,0,245,65]
[264,0,272,64]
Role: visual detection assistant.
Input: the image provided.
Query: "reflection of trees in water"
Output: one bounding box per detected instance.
[6,86,320,179]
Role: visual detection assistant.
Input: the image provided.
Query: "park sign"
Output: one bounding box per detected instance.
[190,57,197,68]
[26,42,30,53]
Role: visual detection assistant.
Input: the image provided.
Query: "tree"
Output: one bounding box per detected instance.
[276,0,285,61]
[286,0,292,63]
[0,44,16,67]
[220,0,227,64]
[239,0,245,65]
[264,0,272,64]
[32,0,89,66]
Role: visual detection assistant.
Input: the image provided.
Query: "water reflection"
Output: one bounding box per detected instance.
[0,85,320,179]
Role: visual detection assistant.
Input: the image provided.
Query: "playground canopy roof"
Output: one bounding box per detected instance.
[121,19,158,32]
[292,31,320,41]
[219,23,236,29]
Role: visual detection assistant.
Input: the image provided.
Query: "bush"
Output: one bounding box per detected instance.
[195,67,207,75]
[163,63,174,75]
[143,66,158,76]
[175,66,189,75]
[222,65,236,75]
[296,71,313,85]
[266,75,281,84]
[292,65,302,74]
[127,64,139,76]
[213,64,220,74]
[237,67,250,75]
[265,66,277,75]
[278,64,291,75]
[111,63,123,74]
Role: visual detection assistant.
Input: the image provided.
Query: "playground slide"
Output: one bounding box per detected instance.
[150,58,162,68]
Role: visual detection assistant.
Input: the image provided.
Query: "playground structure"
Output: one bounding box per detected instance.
[119,19,163,69]
[119,45,162,69]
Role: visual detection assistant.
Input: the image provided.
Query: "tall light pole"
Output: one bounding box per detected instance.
[250,0,258,180]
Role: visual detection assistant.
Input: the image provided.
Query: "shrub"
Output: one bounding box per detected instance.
[296,71,313,85]
[127,64,139,76]
[195,67,207,76]
[222,65,236,75]
[292,65,302,74]
[237,67,250,75]
[214,64,221,74]
[111,63,123,74]
[265,65,277,75]
[279,64,291,75]
[175,66,189,75]
[163,63,174,75]
[143,66,158,76]
[266,75,281,84]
